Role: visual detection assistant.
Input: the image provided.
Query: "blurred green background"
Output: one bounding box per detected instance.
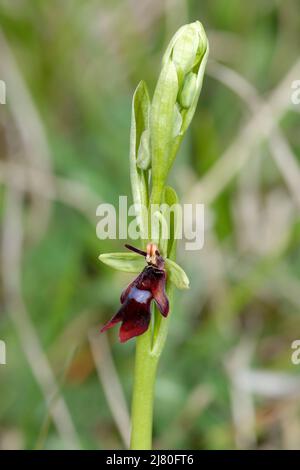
[0,0,300,450]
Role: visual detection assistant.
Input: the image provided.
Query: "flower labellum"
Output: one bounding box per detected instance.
[100,243,169,342]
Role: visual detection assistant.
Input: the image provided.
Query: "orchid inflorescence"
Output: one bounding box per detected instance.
[99,21,208,344]
[98,21,208,449]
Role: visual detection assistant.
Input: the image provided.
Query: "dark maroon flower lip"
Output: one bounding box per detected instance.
[100,243,169,342]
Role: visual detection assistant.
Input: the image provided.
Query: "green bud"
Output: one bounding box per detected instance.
[136,129,151,170]
[163,21,207,81]
[172,104,183,137]
[151,22,208,204]
[178,22,209,133]
[171,25,200,81]
[179,72,197,109]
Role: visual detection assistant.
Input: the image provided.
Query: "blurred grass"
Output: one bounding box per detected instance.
[0,0,300,450]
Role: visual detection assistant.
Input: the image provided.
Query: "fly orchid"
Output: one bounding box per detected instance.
[101,244,168,342]
[98,21,208,449]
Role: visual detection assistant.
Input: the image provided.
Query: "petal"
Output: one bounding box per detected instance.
[119,306,151,342]
[120,282,134,304]
[100,309,123,333]
[119,287,152,342]
[152,275,169,317]
[137,267,169,317]
[120,272,143,303]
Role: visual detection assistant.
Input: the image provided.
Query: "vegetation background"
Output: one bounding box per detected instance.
[0,0,300,450]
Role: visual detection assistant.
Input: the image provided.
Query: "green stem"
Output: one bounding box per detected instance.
[130,327,158,449]
[130,184,175,450]
[130,188,162,450]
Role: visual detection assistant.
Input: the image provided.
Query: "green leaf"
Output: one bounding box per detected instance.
[165,258,190,289]
[130,81,151,235]
[99,252,145,273]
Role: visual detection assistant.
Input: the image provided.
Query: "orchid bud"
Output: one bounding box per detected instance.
[151,21,209,205]
[136,129,151,170]
[179,72,197,109]
[170,25,200,84]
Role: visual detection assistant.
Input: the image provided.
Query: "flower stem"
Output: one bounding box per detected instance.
[130,182,177,449]
[130,327,158,449]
